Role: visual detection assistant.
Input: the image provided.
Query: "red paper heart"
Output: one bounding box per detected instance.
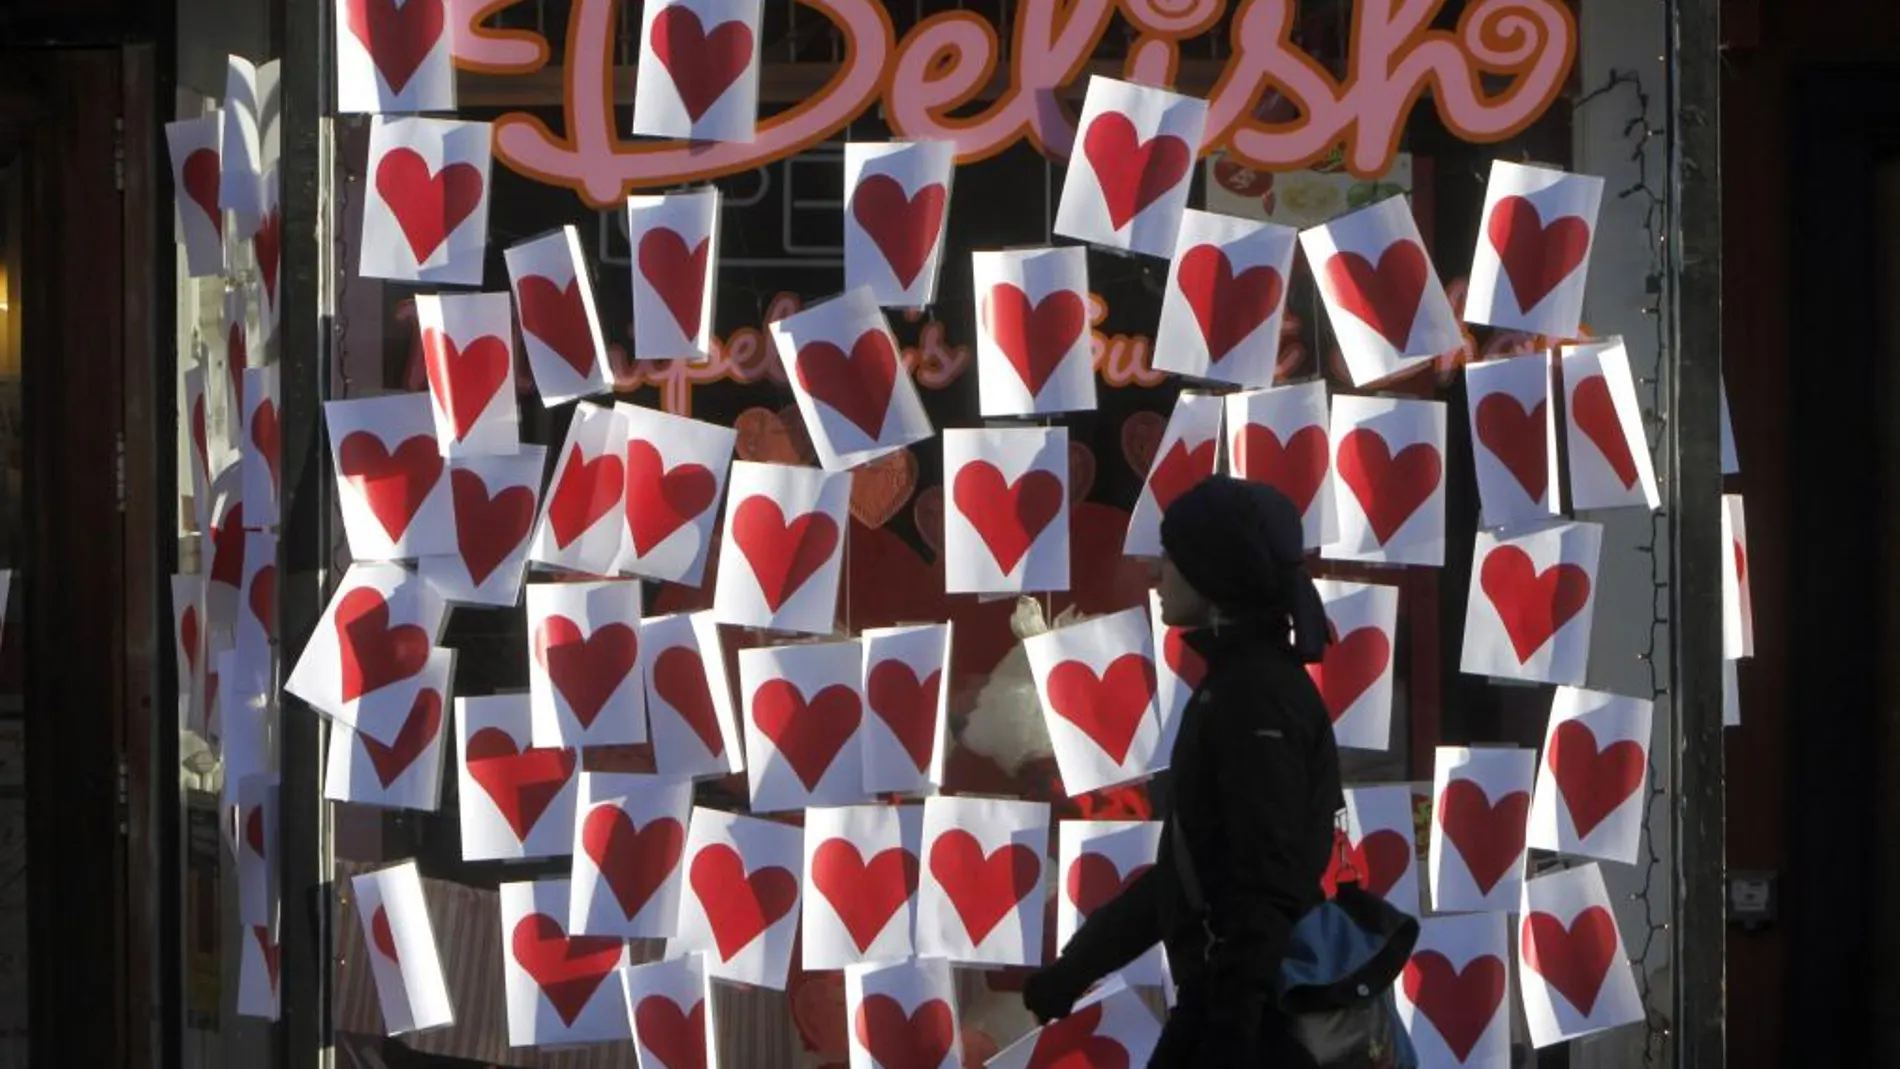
[254,926,281,992]
[1177,245,1283,361]
[1548,719,1645,840]
[865,659,941,774]
[359,687,443,789]
[982,284,1085,398]
[449,468,535,586]
[374,148,483,265]
[927,830,1039,945]
[255,209,282,308]
[796,331,899,440]
[1488,195,1591,313]
[179,604,201,676]
[1733,539,1747,588]
[192,393,208,475]
[535,616,639,730]
[1521,906,1619,1016]
[228,324,248,409]
[688,843,798,961]
[849,446,918,529]
[1119,410,1166,480]
[1336,429,1441,545]
[209,503,247,590]
[951,461,1063,575]
[516,275,598,379]
[370,905,400,965]
[751,679,860,791]
[1436,779,1530,895]
[731,496,839,612]
[1325,240,1430,350]
[623,440,717,558]
[181,148,223,237]
[652,645,726,759]
[250,399,281,496]
[1065,853,1152,916]
[1046,653,1156,765]
[510,912,623,1026]
[1026,1003,1127,1069]
[344,0,445,96]
[583,807,684,921]
[855,994,955,1069]
[1475,392,1550,504]
[248,564,276,640]
[334,586,430,702]
[649,6,754,122]
[853,175,947,289]
[1402,950,1505,1060]
[1353,828,1414,899]
[1081,112,1190,231]
[1236,424,1330,517]
[1479,545,1592,662]
[811,839,917,952]
[636,996,708,1069]
[337,431,443,544]
[464,727,577,842]
[245,805,266,856]
[1144,437,1216,515]
[546,444,624,550]
[638,228,710,341]
[1306,625,1390,722]
[1161,626,1205,689]
[421,330,510,442]
[1570,375,1639,489]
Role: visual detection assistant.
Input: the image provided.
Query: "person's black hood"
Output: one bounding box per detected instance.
[1159,475,1330,663]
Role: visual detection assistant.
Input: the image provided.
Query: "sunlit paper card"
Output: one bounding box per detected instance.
[712,461,850,635]
[1225,381,1335,548]
[846,956,962,1069]
[1053,76,1206,258]
[1154,209,1299,386]
[204,469,247,631]
[334,0,455,113]
[505,226,614,405]
[527,580,648,749]
[1465,352,1562,529]
[185,366,213,532]
[499,878,631,1047]
[166,112,225,277]
[972,247,1094,417]
[352,860,454,1035]
[1148,591,1204,763]
[1024,607,1163,796]
[986,980,1162,1069]
[224,286,255,405]
[254,176,284,337]
[1518,864,1642,1047]
[418,446,547,606]
[628,188,721,361]
[640,611,745,779]
[738,640,868,813]
[323,648,454,810]
[1429,746,1535,913]
[943,427,1070,595]
[1722,495,1754,659]
[235,531,277,686]
[861,623,953,794]
[325,392,454,560]
[1720,376,1738,475]
[668,807,804,990]
[916,795,1049,966]
[1723,658,1740,728]
[845,141,955,307]
[456,694,580,861]
[1529,688,1652,865]
[1461,521,1603,685]
[236,921,281,1020]
[1341,785,1422,918]
[1057,821,1168,987]
[771,287,935,472]
[1124,391,1222,557]
[240,366,281,528]
[237,775,279,936]
[621,953,722,1069]
[1309,580,1400,751]
[1465,162,1603,338]
[630,0,764,143]
[529,401,628,576]
[615,404,736,586]
[360,117,492,285]
[414,292,521,457]
[219,56,279,236]
[219,661,277,811]
[171,574,206,731]
[568,772,694,937]
[1300,196,1461,387]
[285,562,448,729]
[803,804,923,970]
[1560,338,1659,511]
[1323,394,1447,566]
[1396,912,1510,1069]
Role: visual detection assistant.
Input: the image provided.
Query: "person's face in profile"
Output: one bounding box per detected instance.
[1157,554,1214,628]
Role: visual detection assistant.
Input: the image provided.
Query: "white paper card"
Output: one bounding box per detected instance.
[668,807,804,990]
[1460,521,1604,685]
[845,141,956,307]
[1224,380,1336,549]
[1465,352,1562,529]
[322,648,453,811]
[1396,912,1511,1069]
[620,953,722,1069]
[615,404,737,587]
[499,878,631,1046]
[1154,209,1299,387]
[456,694,579,862]
[1123,392,1223,558]
[943,426,1070,595]
[711,461,851,635]
[860,623,953,794]
[1300,196,1461,387]
[803,804,923,970]
[630,0,764,144]
[1309,580,1401,752]
[916,795,1049,966]
[418,446,547,607]
[352,860,455,1035]
[1529,688,1652,865]
[505,226,614,405]
[324,392,455,561]
[1429,747,1536,913]
[640,611,745,779]
[284,562,448,730]
[360,117,492,285]
[770,287,935,471]
[569,772,694,937]
[1465,161,1603,338]
[1053,76,1206,258]
[1323,394,1447,566]
[1518,864,1643,1047]
[1023,607,1163,796]
[527,580,648,749]
[334,0,456,114]
[414,291,521,457]
[972,247,1094,417]
[528,401,629,576]
[1561,338,1660,512]
[1056,821,1169,988]
[738,640,868,813]
[628,188,721,361]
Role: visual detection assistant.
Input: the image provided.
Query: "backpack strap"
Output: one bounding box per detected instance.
[1168,812,1224,960]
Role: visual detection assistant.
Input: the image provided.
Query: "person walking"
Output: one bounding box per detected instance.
[1023,475,1346,1068]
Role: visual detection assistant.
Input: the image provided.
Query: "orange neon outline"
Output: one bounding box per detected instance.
[885,11,1003,139]
[452,0,553,75]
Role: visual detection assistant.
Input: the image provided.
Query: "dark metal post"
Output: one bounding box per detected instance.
[1668,0,1726,1063]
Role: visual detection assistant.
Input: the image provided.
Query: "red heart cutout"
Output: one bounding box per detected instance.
[228,324,249,409]
[636,996,708,1069]
[374,148,483,265]
[337,431,443,544]
[1046,653,1156,765]
[1336,428,1441,545]
[982,284,1085,398]
[1081,112,1190,230]
[1026,1003,1128,1069]
[344,0,445,96]
[359,687,443,789]
[1475,392,1550,504]
[1177,244,1284,361]
[951,461,1063,576]
[1325,240,1430,350]
[652,645,727,759]
[853,175,947,289]
[865,659,942,774]
[1235,424,1329,517]
[181,148,223,237]
[464,727,577,842]
[421,330,510,442]
[1161,626,1205,689]
[1352,828,1414,899]
[1479,545,1592,662]
[179,604,201,676]
[516,275,598,379]
[731,496,839,612]
[796,331,899,440]
[370,905,401,965]
[687,843,798,961]
[624,440,717,558]
[855,994,954,1069]
[334,586,429,702]
[254,209,282,308]
[1144,437,1217,515]
[449,468,535,586]
[509,912,623,1026]
[1306,625,1390,722]
[1548,719,1645,840]
[248,564,276,641]
[250,399,281,497]
[1570,375,1639,489]
[928,830,1038,946]
[1402,950,1505,1060]
[245,805,266,856]
[811,839,917,953]
[638,228,711,342]
[648,6,754,123]
[546,444,624,550]
[254,927,281,992]
[582,807,684,921]
[1436,779,1530,895]
[535,616,639,730]
[209,503,247,591]
[1065,853,1152,916]
[1488,195,1591,314]
[1520,906,1619,1016]
[751,679,860,792]
[191,393,208,476]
